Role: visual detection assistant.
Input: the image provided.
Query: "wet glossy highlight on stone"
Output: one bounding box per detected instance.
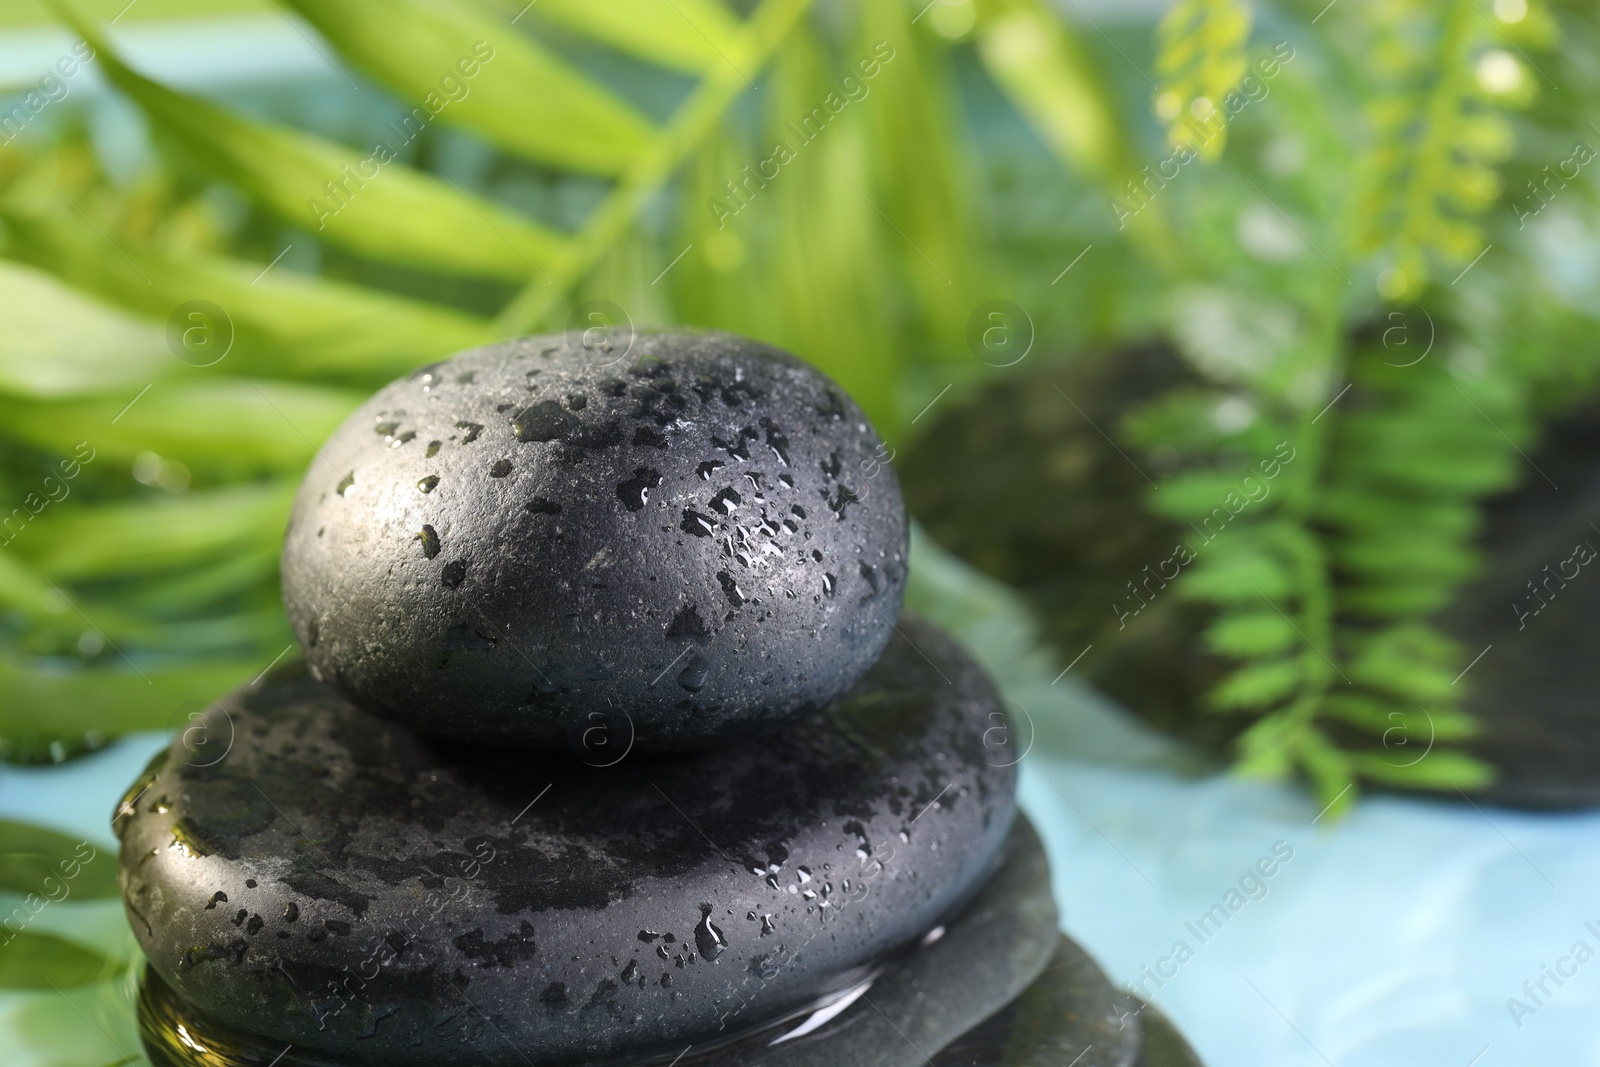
[117,617,1013,1066]
[280,329,908,750]
[138,818,1060,1067]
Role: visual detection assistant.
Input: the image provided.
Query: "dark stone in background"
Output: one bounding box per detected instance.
[116,616,1013,1066]
[281,329,907,750]
[899,344,1229,755]
[900,345,1600,808]
[1438,394,1600,807]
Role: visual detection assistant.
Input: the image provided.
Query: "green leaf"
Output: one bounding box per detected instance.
[974,0,1132,186]
[1180,538,1292,603]
[1153,0,1251,161]
[0,261,169,399]
[0,654,256,736]
[1297,729,1356,816]
[1350,749,1495,789]
[0,383,361,474]
[1333,534,1479,585]
[7,483,295,580]
[279,0,655,174]
[0,930,116,989]
[0,821,115,899]
[508,0,742,74]
[1208,657,1299,709]
[1323,694,1478,741]
[0,209,490,383]
[64,11,569,280]
[1146,468,1271,523]
[1204,608,1297,657]
[1343,628,1459,703]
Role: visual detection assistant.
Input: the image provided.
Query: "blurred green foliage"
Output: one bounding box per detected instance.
[0,1,1597,812]
[2,1,1600,1060]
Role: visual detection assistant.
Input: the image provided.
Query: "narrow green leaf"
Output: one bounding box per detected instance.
[974,0,1128,184]
[0,382,362,474]
[63,11,569,279]
[1297,730,1357,817]
[515,0,741,73]
[279,0,654,174]
[1147,468,1273,522]
[1181,540,1292,603]
[1208,657,1299,709]
[1204,609,1297,657]
[0,821,115,899]
[0,260,169,399]
[1,209,490,383]
[1323,694,1479,741]
[7,483,295,580]
[1350,749,1496,789]
[0,930,115,989]
[0,654,257,736]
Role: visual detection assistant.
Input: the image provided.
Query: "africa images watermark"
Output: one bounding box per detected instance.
[1,441,97,548]
[1506,918,1600,1029]
[0,840,100,945]
[1512,139,1595,230]
[1109,40,1297,231]
[306,41,497,231]
[1113,440,1297,630]
[707,40,898,230]
[0,38,95,145]
[1119,840,1296,1024]
[1513,537,1596,631]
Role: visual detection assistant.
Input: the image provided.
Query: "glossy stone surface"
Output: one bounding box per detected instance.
[702,817,1058,1066]
[117,616,1012,1066]
[931,935,1144,1067]
[280,329,907,749]
[139,818,1058,1067]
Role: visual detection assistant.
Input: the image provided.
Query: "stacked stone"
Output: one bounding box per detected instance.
[115,331,1200,1066]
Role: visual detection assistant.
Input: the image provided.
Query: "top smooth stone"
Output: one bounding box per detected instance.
[281,329,907,749]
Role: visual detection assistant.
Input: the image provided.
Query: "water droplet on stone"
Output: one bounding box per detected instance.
[616,467,662,512]
[417,525,440,559]
[695,904,727,961]
[677,654,709,692]
[513,401,577,443]
[681,509,715,537]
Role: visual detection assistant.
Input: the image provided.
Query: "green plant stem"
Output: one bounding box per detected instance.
[492,0,814,335]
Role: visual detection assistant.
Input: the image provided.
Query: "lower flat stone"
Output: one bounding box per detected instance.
[701,816,1058,1066]
[117,615,1015,1066]
[140,817,1058,1067]
[930,937,1205,1067]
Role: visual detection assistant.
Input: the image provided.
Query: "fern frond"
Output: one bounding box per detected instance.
[1153,0,1252,161]
[1355,0,1533,298]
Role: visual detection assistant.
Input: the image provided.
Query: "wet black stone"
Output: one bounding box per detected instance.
[117,617,1011,1066]
[698,817,1059,1066]
[929,935,1147,1067]
[281,329,907,749]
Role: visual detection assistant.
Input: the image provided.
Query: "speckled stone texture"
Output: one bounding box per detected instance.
[116,616,1012,1066]
[139,819,1062,1067]
[280,329,907,750]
